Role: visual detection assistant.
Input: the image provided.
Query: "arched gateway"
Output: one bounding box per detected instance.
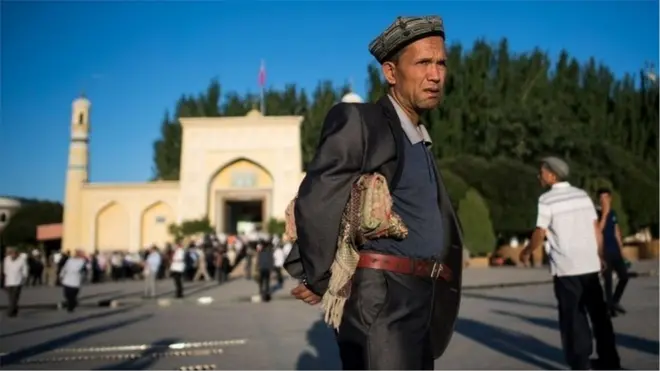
[207,158,274,234]
[61,100,305,253]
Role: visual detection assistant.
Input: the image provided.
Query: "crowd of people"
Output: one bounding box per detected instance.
[2,231,294,317]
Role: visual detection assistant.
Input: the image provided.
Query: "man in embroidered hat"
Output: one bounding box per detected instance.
[289,14,463,370]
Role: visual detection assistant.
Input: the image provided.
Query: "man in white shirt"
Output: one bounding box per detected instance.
[169,244,185,298]
[59,249,86,313]
[3,247,28,317]
[143,246,162,298]
[519,157,620,370]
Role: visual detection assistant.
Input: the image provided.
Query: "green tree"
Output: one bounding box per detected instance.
[3,202,63,246]
[457,189,496,256]
[438,167,469,209]
[266,218,286,235]
[168,217,214,242]
[150,37,659,237]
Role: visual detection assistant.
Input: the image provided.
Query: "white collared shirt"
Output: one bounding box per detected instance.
[536,182,601,277]
[60,257,86,288]
[170,248,185,273]
[3,256,28,287]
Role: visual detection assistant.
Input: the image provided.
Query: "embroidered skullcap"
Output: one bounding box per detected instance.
[369,15,445,64]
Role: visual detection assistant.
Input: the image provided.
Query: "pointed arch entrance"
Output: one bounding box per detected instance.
[207,158,274,234]
[95,202,129,251]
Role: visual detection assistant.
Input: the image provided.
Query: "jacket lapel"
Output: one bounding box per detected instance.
[375,96,405,189]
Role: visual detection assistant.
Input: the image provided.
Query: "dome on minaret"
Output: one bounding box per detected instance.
[73,93,90,107]
[341,91,364,103]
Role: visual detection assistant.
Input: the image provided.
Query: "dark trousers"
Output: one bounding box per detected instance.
[553,272,620,370]
[111,266,122,281]
[337,268,435,370]
[171,272,183,298]
[258,269,272,301]
[603,254,628,308]
[273,267,284,286]
[218,258,230,284]
[63,285,80,312]
[30,270,43,286]
[5,285,22,316]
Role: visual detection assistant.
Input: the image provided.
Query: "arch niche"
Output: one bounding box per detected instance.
[95,202,129,252]
[207,158,274,234]
[140,201,175,248]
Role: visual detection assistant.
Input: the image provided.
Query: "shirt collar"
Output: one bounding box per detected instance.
[388,95,432,147]
[552,181,570,189]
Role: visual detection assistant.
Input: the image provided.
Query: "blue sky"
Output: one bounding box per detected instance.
[1,0,658,202]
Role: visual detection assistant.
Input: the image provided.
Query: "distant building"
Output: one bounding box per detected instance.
[0,197,21,233]
[61,95,306,253]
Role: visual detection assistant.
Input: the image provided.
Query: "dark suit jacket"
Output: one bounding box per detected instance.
[290,95,464,359]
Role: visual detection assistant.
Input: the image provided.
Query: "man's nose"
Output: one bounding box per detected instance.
[427,67,442,83]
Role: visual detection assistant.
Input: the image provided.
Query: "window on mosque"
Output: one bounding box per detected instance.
[231,171,257,188]
[155,216,166,224]
[0,212,6,223]
[78,113,84,125]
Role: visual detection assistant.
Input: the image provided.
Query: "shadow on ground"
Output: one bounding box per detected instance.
[295,319,341,370]
[0,313,153,365]
[493,309,660,356]
[0,305,140,339]
[462,291,557,310]
[455,317,565,369]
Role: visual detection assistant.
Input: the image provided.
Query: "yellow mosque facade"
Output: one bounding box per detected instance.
[61,96,306,254]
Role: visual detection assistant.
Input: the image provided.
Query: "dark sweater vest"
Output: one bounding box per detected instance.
[363,138,445,259]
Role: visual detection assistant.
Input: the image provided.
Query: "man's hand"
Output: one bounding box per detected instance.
[600,258,607,272]
[291,283,321,305]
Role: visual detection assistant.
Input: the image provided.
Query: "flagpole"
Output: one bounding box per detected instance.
[260,85,265,115]
[259,60,266,115]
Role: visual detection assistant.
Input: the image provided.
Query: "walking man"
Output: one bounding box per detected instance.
[59,249,86,313]
[3,247,28,317]
[170,243,185,298]
[143,246,161,298]
[519,157,621,370]
[290,15,464,369]
[256,241,275,302]
[193,243,211,281]
[597,188,630,317]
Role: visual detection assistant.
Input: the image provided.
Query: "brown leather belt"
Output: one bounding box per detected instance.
[357,252,452,282]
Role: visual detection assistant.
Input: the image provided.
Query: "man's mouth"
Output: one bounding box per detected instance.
[424,88,440,96]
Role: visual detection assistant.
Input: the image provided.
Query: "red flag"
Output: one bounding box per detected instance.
[258,61,266,87]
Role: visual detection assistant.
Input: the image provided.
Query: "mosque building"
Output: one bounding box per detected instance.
[61,91,363,254]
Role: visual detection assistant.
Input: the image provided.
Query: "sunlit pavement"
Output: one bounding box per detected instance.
[1,274,657,370]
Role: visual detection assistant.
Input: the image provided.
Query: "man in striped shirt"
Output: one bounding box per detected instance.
[519,157,621,370]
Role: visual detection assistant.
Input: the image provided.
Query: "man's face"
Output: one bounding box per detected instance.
[600,193,612,207]
[538,166,555,188]
[383,36,447,110]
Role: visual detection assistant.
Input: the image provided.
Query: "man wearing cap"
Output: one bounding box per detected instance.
[290,15,463,369]
[519,157,621,370]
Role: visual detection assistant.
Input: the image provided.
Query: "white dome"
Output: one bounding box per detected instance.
[0,197,20,209]
[341,92,364,103]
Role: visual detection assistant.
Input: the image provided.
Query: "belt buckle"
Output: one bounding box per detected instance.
[430,261,442,279]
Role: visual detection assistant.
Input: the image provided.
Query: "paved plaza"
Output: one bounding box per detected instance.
[0,263,658,370]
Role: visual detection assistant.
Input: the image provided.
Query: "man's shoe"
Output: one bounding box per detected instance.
[591,358,622,370]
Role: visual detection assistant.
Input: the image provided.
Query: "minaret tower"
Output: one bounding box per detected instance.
[61,94,91,253]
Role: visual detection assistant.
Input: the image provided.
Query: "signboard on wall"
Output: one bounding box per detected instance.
[231,171,257,188]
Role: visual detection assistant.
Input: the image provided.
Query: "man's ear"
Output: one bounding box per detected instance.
[381,62,397,85]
